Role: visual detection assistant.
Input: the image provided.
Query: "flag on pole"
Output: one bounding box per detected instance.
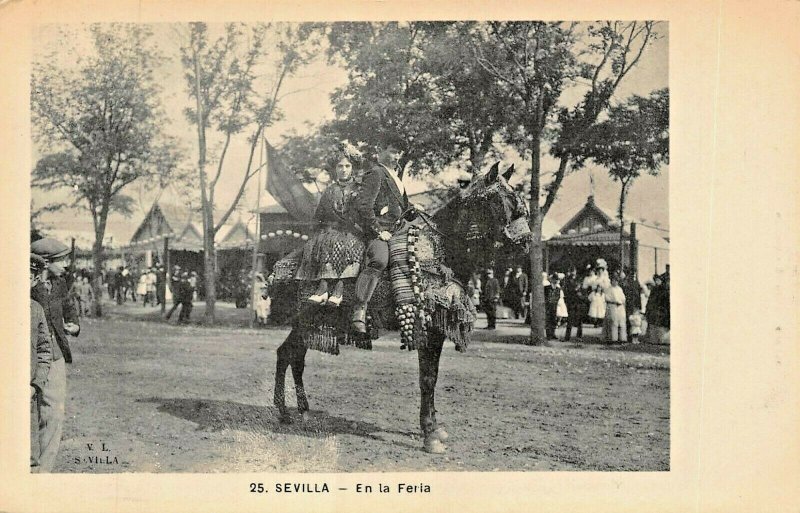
[264,141,317,221]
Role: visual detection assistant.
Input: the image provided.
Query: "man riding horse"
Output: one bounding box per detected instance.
[350,144,408,333]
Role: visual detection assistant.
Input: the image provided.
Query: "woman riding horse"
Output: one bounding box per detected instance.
[296,142,365,307]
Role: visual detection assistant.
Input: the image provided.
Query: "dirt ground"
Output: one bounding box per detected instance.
[53,300,669,473]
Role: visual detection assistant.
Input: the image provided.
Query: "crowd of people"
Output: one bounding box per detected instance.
[468,266,531,329]
[468,259,671,344]
[104,265,172,306]
[59,263,202,326]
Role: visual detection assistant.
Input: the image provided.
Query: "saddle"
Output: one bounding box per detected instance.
[271,215,476,354]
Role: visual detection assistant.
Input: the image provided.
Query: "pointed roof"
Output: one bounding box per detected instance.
[547,195,669,249]
[128,200,255,252]
[558,195,621,234]
[217,219,256,249]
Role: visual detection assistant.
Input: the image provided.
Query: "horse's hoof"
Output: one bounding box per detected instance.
[424,438,447,454]
[278,412,292,424]
[300,411,310,423]
[431,427,449,442]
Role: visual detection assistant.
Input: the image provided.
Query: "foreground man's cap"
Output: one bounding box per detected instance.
[31,238,71,261]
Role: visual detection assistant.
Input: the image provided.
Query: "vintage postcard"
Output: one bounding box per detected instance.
[0,1,797,512]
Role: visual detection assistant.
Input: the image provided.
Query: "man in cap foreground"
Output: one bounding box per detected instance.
[30,237,80,471]
[30,254,53,472]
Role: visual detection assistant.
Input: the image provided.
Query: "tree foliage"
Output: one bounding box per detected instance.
[282,22,523,178]
[31,24,181,316]
[323,22,454,175]
[577,88,669,180]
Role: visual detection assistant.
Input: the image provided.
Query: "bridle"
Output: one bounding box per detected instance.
[458,179,531,245]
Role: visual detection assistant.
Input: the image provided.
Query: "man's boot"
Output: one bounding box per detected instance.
[352,268,381,333]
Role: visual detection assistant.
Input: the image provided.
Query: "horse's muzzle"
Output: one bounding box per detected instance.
[504,216,531,242]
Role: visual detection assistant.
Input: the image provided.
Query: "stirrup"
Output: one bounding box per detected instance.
[307,292,329,304]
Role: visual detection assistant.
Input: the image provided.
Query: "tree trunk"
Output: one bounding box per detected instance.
[203,219,217,324]
[91,245,104,317]
[527,122,546,346]
[192,42,216,324]
[469,146,485,175]
[618,179,630,271]
[91,207,109,317]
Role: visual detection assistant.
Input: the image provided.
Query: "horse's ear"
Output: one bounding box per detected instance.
[486,162,500,182]
[502,164,515,181]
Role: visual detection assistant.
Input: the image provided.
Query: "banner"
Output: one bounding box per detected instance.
[265,141,317,221]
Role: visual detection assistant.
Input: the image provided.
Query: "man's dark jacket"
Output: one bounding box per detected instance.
[482,277,501,305]
[563,274,584,308]
[355,164,408,239]
[31,275,79,363]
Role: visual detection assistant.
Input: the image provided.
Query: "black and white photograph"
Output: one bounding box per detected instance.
[3,1,798,512]
[27,19,670,473]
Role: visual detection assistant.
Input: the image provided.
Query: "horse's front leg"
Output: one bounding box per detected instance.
[418,332,447,454]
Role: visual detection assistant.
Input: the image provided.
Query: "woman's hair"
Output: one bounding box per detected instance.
[325,141,364,179]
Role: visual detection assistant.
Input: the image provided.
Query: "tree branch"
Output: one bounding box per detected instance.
[541,156,570,216]
[619,23,653,80]
[214,125,263,233]
[209,131,232,192]
[472,45,519,92]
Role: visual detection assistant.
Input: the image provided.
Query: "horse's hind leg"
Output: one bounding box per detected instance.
[418,332,447,453]
[274,330,295,423]
[290,343,310,419]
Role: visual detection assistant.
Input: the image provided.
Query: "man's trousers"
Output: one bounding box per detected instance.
[34,357,66,472]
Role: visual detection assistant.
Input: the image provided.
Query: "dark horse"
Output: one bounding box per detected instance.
[272,162,529,453]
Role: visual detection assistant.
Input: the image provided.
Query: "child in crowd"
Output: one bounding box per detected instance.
[628,308,644,344]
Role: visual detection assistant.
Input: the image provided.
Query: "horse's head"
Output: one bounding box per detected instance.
[457,162,531,246]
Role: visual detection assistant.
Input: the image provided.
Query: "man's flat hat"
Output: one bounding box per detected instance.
[31,238,70,261]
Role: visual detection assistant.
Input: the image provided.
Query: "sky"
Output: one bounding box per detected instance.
[32,21,669,245]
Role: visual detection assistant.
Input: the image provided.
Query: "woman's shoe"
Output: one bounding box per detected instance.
[308,292,329,304]
[327,281,344,307]
[307,280,329,304]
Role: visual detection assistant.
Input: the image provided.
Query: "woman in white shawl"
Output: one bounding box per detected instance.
[136,271,148,306]
[604,273,627,343]
[588,259,610,325]
[555,272,568,322]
